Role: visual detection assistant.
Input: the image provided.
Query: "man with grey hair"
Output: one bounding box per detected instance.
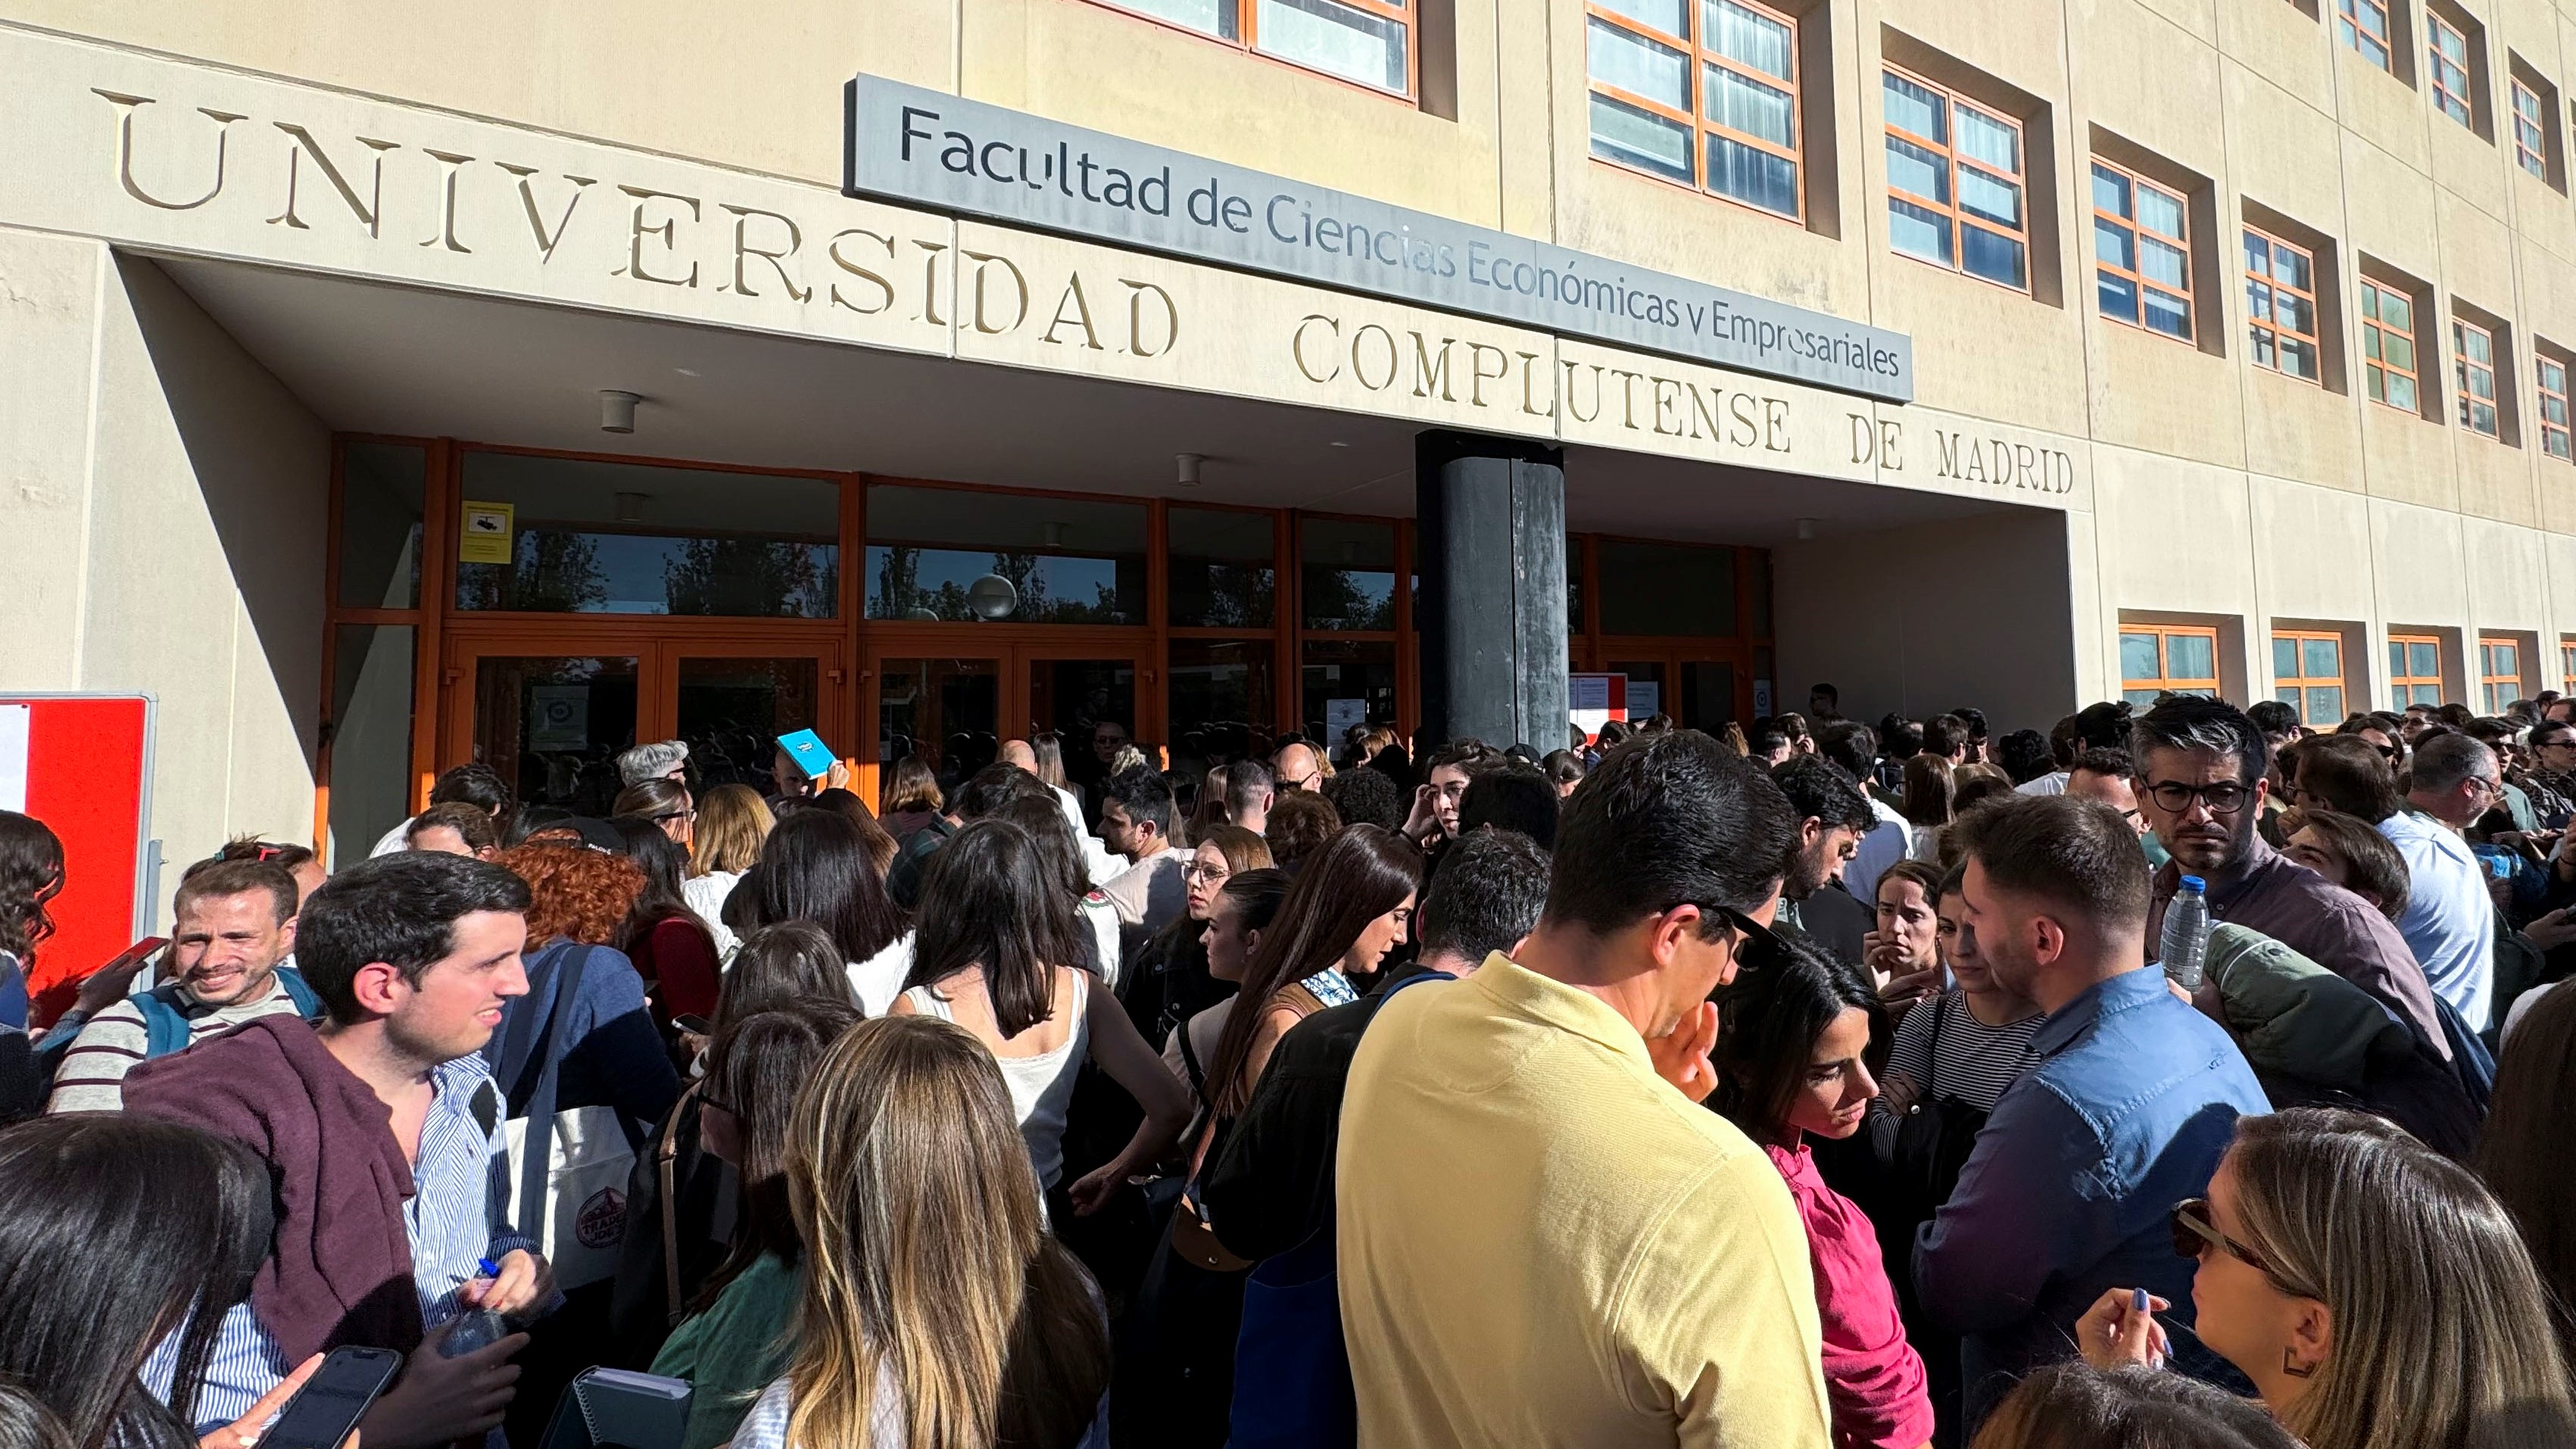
[2294,731,2497,1030]
[2132,696,2452,1055]
[2406,731,2503,834]
[616,739,689,789]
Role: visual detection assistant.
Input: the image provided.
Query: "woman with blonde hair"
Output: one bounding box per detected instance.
[686,785,774,957]
[2076,1107,2576,1449]
[730,1014,1111,1449]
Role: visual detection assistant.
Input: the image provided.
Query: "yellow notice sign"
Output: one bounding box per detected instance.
[459,501,514,565]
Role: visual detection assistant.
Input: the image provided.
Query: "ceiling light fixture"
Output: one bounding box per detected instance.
[1177,452,1205,487]
[600,389,641,434]
[1795,517,1817,541]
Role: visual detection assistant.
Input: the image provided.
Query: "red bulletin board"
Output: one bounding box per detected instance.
[0,696,154,1024]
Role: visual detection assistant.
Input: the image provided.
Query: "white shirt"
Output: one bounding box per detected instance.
[2378,809,2497,1030]
[682,871,741,960]
[1054,783,1123,887]
[368,818,413,858]
[848,933,916,1017]
[2016,771,2071,796]
[1845,796,1913,908]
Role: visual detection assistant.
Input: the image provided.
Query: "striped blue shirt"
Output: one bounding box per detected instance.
[145,1052,542,1433]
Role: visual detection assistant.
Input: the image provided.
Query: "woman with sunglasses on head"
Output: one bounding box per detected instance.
[2074,1107,2576,1449]
[1711,930,1933,1449]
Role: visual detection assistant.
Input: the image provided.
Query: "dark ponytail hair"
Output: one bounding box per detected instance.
[0,812,65,965]
[1709,927,1884,1145]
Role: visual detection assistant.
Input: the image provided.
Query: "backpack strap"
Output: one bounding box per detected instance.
[512,945,595,1243]
[659,1079,703,1326]
[274,966,323,1022]
[135,985,193,1059]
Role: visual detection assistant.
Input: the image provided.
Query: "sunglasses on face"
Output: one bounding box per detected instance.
[2172,1198,2300,1295]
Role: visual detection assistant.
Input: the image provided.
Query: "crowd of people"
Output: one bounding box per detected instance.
[5,686,2576,1449]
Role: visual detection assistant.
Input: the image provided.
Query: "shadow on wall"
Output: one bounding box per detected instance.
[1770,506,2081,734]
[118,254,330,771]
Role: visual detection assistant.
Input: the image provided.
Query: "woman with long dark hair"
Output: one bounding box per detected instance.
[0,1115,293,1449]
[650,1000,862,1449]
[1711,931,1932,1449]
[1115,824,1420,1449]
[891,821,1188,1213]
[731,811,910,1015]
[614,778,695,852]
[0,812,65,1036]
[2478,978,2576,1367]
[613,815,722,1028]
[999,794,1124,985]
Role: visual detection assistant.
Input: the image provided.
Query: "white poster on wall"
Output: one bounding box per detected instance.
[1626,680,1661,718]
[1324,697,1369,740]
[529,686,591,752]
[0,704,25,814]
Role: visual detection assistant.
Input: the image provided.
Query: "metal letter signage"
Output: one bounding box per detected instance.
[844,76,1913,403]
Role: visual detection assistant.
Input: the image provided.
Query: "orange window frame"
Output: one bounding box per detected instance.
[1086,0,1417,100]
[2244,226,2322,383]
[2454,316,2500,437]
[1586,0,1805,221]
[2481,636,2525,713]
[2121,625,2222,699]
[2389,633,2445,709]
[1883,67,2032,295]
[2562,638,2576,696]
[2360,278,2421,413]
[2427,12,2475,126]
[2338,0,2394,70]
[2091,158,2193,343]
[2514,79,2552,178]
[2273,630,2347,725]
[2539,352,2572,460]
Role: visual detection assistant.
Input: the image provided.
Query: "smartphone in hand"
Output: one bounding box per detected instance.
[263,1346,401,1449]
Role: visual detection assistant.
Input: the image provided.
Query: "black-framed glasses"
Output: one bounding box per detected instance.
[1179,861,1230,883]
[2144,780,2253,815]
[2171,1198,2294,1292]
[2535,734,2576,753]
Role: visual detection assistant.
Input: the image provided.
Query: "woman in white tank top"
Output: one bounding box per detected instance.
[890,819,1191,1209]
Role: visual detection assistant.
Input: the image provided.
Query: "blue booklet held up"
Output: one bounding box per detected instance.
[776,728,837,782]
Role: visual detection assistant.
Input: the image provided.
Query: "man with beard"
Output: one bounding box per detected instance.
[48,858,321,1111]
[1769,754,1875,967]
[1914,794,2266,1429]
[2132,698,2450,1056]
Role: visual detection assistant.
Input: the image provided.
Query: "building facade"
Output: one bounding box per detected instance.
[3,0,2573,887]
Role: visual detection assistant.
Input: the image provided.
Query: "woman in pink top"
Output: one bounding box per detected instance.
[1714,927,1935,1449]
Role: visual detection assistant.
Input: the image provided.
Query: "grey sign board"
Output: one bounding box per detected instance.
[844,76,1913,403]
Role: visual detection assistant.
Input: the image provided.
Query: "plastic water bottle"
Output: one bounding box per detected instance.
[2161,875,2210,993]
[438,1257,510,1358]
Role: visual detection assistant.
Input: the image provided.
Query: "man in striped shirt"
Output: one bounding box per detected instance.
[48,857,307,1112]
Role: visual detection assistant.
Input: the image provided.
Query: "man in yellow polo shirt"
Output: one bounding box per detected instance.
[1339,728,1831,1448]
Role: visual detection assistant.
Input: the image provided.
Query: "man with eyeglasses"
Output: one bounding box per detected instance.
[2278,732,2495,1034]
[2515,721,2576,830]
[2133,699,2453,1058]
[2404,731,2507,835]
[1915,793,2267,1429]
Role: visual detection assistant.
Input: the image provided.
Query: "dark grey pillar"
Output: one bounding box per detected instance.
[1416,431,1568,751]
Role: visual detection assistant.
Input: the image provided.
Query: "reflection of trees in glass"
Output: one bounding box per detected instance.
[876,546,923,615]
[1176,559,1274,628]
[1302,567,1396,631]
[458,530,610,612]
[663,538,829,616]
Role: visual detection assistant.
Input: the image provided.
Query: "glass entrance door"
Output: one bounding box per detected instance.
[468,653,643,816]
[873,656,1003,797]
[670,651,834,793]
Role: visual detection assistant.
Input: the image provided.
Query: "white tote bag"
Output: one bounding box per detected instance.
[504,1103,638,1292]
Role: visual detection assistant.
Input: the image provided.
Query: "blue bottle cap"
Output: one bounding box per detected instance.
[2179,874,2205,892]
[476,1257,501,1279]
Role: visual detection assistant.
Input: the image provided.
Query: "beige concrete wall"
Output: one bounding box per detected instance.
[0,226,328,915]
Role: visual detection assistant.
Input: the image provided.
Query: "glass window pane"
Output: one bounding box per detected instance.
[473,654,641,816]
[326,624,414,868]
[1962,227,2028,288]
[1707,64,1795,148]
[1301,638,1398,741]
[2122,631,2163,683]
[2273,243,2311,291]
[1679,661,1737,732]
[2465,327,2494,365]
[1169,639,1277,761]
[2410,641,2441,677]
[1590,92,1695,182]
[1300,517,1398,631]
[875,657,1001,795]
[2412,683,2443,707]
[2381,290,2412,332]
[1598,540,1736,636]
[2303,637,2341,678]
[866,483,1146,624]
[1883,70,1948,143]
[1116,0,1239,39]
[1028,658,1137,761]
[2383,332,2415,374]
[2273,636,2300,679]
[2139,236,2188,291]
[1257,0,1408,95]
[2244,230,2271,277]
[1705,0,1791,79]
[1748,548,1771,635]
[1885,136,1951,204]
[1708,132,1799,216]
[2099,269,2141,323]
[2095,217,2136,272]
[339,443,425,609]
[1960,170,2021,228]
[2250,327,2278,369]
[2136,184,2185,238]
[2389,640,2406,679]
[1598,0,1689,38]
[675,656,820,793]
[2144,289,2191,338]
[2125,688,2165,707]
[1888,196,1954,265]
[2249,280,2275,323]
[2092,163,2132,218]
[2282,338,2319,379]
[1168,506,1276,628]
[456,453,840,617]
[2387,373,2419,413]
[1589,16,1690,110]
[2307,686,2344,723]
[2167,632,2216,681]
[1955,106,2020,175]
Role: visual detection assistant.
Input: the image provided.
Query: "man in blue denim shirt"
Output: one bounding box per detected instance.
[1916,793,2267,1429]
